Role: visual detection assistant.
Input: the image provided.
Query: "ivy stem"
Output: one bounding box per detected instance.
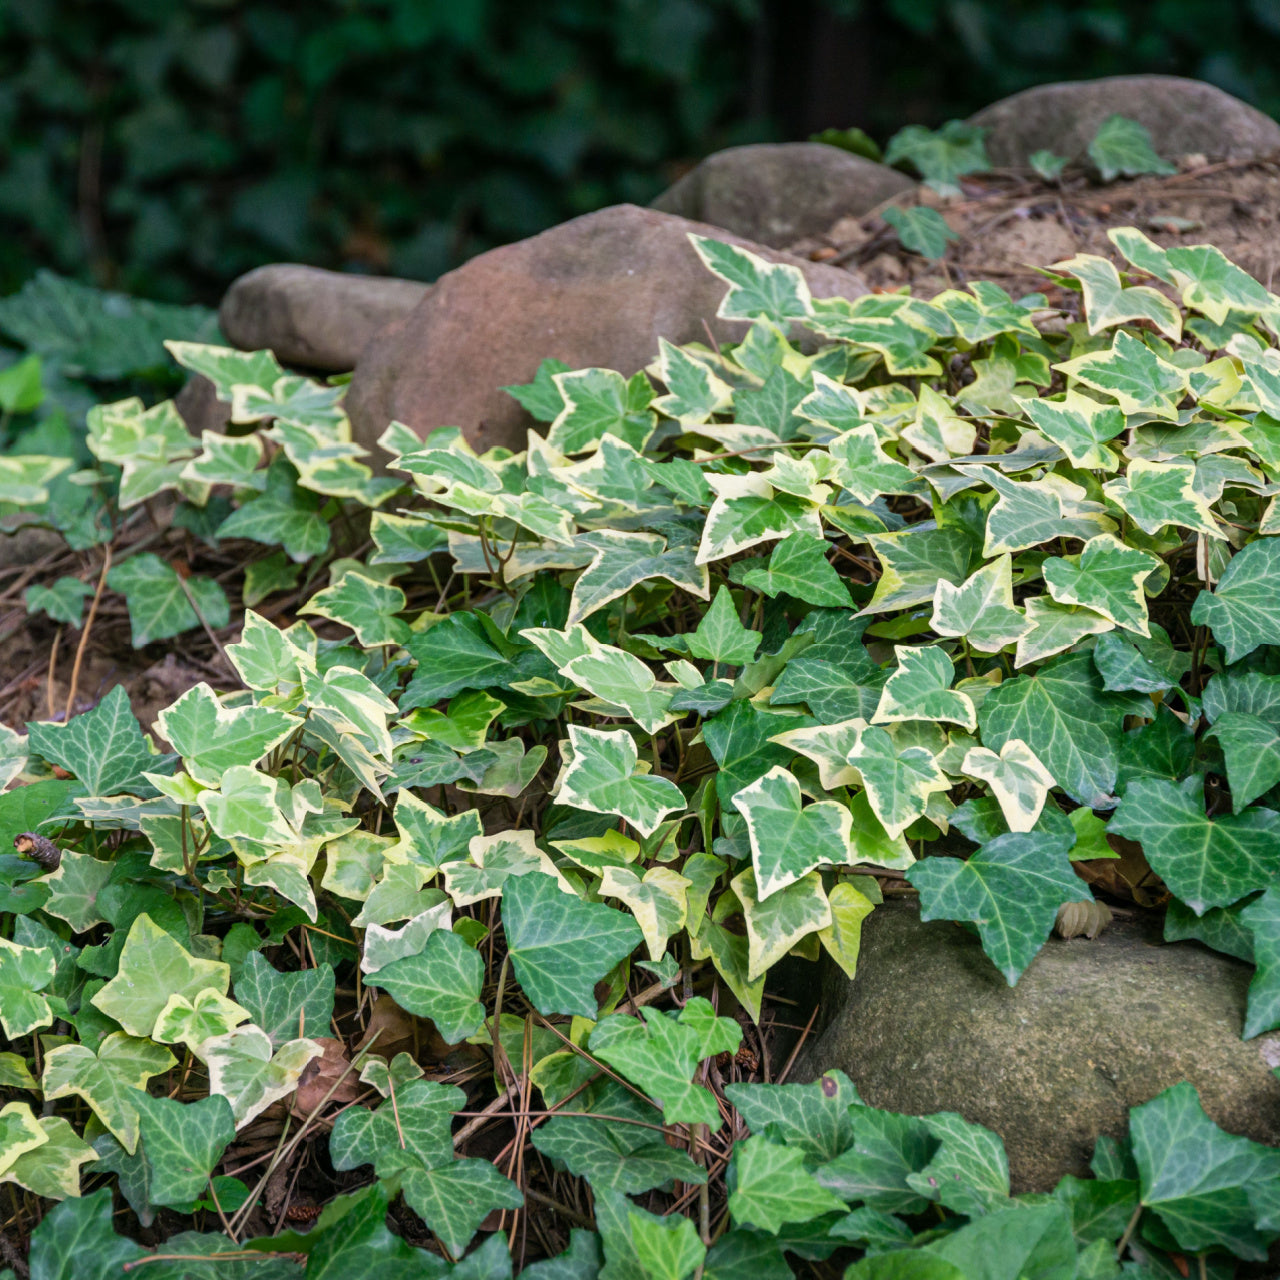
[1115,1201,1143,1258]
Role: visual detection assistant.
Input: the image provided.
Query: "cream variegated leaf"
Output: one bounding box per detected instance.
[599,865,690,962]
[931,555,1032,653]
[440,830,573,907]
[817,880,876,979]
[769,718,865,790]
[962,740,1056,833]
[730,868,832,982]
[977,466,1116,556]
[556,725,686,837]
[203,1025,324,1128]
[689,235,813,325]
[846,725,950,840]
[652,337,734,425]
[873,645,977,733]
[1052,253,1182,339]
[697,470,823,566]
[1017,391,1127,471]
[1014,596,1113,668]
[901,386,975,463]
[1042,534,1159,635]
[1102,459,1224,539]
[563,645,677,734]
[827,425,918,504]
[1054,330,1188,419]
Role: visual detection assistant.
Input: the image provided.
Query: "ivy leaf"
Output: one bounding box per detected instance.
[882,206,958,259]
[202,1025,323,1127]
[0,1114,97,1201]
[976,466,1115,556]
[399,1160,523,1258]
[847,725,950,840]
[907,831,1082,983]
[630,1210,706,1280]
[156,683,300,789]
[1041,534,1157,635]
[25,1188,146,1280]
[217,457,331,562]
[1102,458,1221,539]
[1087,115,1175,181]
[330,1079,458,1172]
[732,766,854,898]
[180,428,266,490]
[38,850,112,933]
[979,652,1130,807]
[563,646,676,733]
[591,998,740,1128]
[1239,887,1280,1038]
[1019,391,1127,471]
[503,871,643,1019]
[0,1102,49,1180]
[303,572,411,647]
[827,426,918,506]
[873,645,976,733]
[0,939,55,1039]
[724,1070,863,1162]
[556,725,686,837]
[686,586,762,666]
[152,988,250,1050]
[234,952,335,1047]
[42,1032,176,1153]
[728,1134,848,1233]
[1052,253,1182,339]
[1206,712,1280,813]
[567,530,709,627]
[863,523,978,614]
[652,337,734,425]
[547,367,656,455]
[733,867,832,981]
[26,684,158,798]
[1054,330,1187,419]
[198,765,296,846]
[1191,537,1280,664]
[1109,776,1280,914]
[365,928,484,1043]
[106,553,229,648]
[402,612,532,708]
[815,1108,937,1214]
[961,740,1056,834]
[931,555,1031,653]
[503,356,571,422]
[135,1092,235,1208]
[884,120,989,196]
[91,913,230,1038]
[1167,243,1276,324]
[1131,1081,1280,1259]
[689,235,813,325]
[740,535,852,608]
[599,865,689,962]
[705,700,812,809]
[532,1081,705,1195]
[903,1111,1012,1217]
[25,576,94,627]
[698,471,823,567]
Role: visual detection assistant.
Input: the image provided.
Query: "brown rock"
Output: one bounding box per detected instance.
[174,374,231,439]
[970,75,1280,168]
[651,142,916,247]
[344,203,868,457]
[796,900,1280,1192]
[219,264,430,371]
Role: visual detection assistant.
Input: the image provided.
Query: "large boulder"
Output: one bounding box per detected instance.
[219,264,429,371]
[796,900,1280,1192]
[970,75,1280,168]
[650,142,915,247]
[343,203,868,458]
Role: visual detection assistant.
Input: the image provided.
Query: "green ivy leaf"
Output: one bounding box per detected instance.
[366,928,484,1043]
[728,1134,847,1233]
[724,1070,863,1163]
[26,684,159,798]
[503,871,643,1019]
[234,952,335,1047]
[1206,712,1280,813]
[330,1079,458,1172]
[907,831,1082,983]
[882,206,958,259]
[1191,537,1280,664]
[106,553,230,648]
[630,1210,706,1280]
[884,120,989,195]
[1239,887,1280,1038]
[740,535,852,607]
[38,850,112,932]
[686,586,762,666]
[400,1159,523,1258]
[1109,776,1280,914]
[1131,1081,1280,1259]
[216,457,330,562]
[904,1110,1011,1217]
[25,1188,146,1280]
[135,1092,235,1208]
[25,576,93,627]
[1086,115,1175,182]
[504,356,571,422]
[815,1108,937,1214]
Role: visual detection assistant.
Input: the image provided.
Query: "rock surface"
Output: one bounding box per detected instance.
[796,900,1280,1192]
[651,142,915,247]
[970,75,1280,168]
[343,203,868,457]
[219,264,429,371]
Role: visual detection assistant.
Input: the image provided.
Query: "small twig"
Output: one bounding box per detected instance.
[176,572,236,680]
[1115,1202,1143,1259]
[775,1005,819,1085]
[45,626,62,719]
[64,544,111,723]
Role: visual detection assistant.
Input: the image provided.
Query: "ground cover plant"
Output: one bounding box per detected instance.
[2,230,1280,1274]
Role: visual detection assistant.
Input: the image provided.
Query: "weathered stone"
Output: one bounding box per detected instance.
[796,900,1280,1192]
[650,143,915,247]
[344,203,868,457]
[219,264,429,371]
[970,75,1280,168]
[174,374,231,439]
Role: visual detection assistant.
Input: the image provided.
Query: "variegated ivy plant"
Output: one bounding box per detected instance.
[6,227,1280,1266]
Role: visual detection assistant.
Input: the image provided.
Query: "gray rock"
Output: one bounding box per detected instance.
[344,203,868,458]
[796,900,1280,1192]
[970,75,1280,168]
[651,142,915,247]
[219,264,429,372]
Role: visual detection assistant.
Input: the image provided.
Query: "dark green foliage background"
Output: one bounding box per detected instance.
[3,0,1280,303]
